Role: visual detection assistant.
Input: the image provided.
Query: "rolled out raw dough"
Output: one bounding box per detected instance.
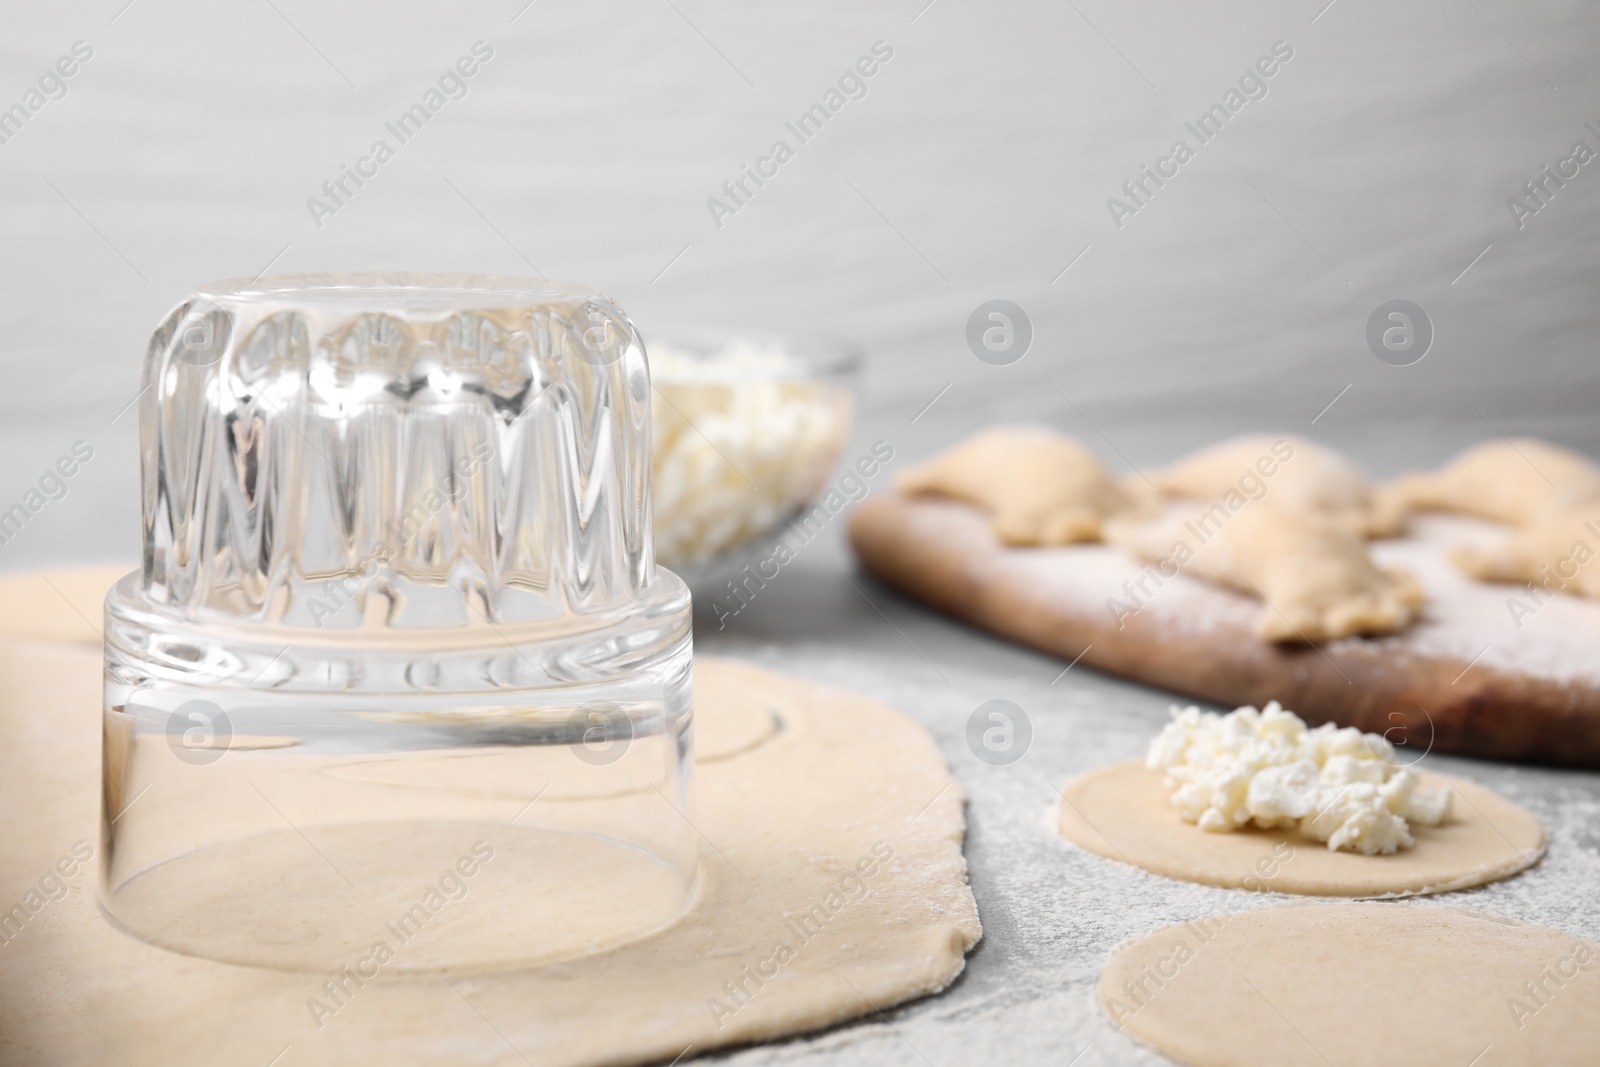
[0,572,980,1067]
[1057,760,1545,897]
[0,564,130,644]
[1100,904,1600,1067]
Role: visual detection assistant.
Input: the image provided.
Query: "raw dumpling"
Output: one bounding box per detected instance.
[1106,502,1424,643]
[1450,505,1600,601]
[1141,434,1405,537]
[1382,439,1600,525]
[897,426,1133,545]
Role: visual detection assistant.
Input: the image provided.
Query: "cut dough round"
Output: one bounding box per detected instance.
[693,656,785,760]
[1101,904,1600,1067]
[0,636,980,1067]
[897,425,1132,545]
[1058,760,1544,897]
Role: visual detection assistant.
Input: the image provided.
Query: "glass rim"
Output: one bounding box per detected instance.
[192,272,601,312]
[645,323,862,383]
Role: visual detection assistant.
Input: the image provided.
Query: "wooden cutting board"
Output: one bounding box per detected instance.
[849,495,1600,767]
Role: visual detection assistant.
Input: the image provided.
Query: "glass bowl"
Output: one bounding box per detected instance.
[647,327,859,570]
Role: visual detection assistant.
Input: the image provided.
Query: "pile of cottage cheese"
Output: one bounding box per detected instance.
[650,342,849,567]
[1147,702,1452,854]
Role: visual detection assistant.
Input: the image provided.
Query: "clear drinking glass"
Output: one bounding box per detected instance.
[101,273,696,973]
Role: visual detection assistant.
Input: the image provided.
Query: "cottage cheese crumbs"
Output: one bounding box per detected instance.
[650,343,850,567]
[1147,702,1452,854]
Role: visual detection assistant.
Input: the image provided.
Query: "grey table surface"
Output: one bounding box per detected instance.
[4,0,1599,1063]
[684,550,1600,1067]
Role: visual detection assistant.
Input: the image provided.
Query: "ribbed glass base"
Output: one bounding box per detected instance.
[100,569,696,973]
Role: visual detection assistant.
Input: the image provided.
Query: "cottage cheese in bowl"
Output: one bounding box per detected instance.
[647,331,857,569]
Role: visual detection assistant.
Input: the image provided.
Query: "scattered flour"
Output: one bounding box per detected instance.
[914,500,1600,686]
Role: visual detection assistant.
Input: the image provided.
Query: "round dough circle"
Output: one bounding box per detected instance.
[1058,760,1545,897]
[693,660,784,760]
[1101,904,1600,1067]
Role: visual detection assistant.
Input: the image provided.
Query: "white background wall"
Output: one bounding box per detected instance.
[2,0,1597,566]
